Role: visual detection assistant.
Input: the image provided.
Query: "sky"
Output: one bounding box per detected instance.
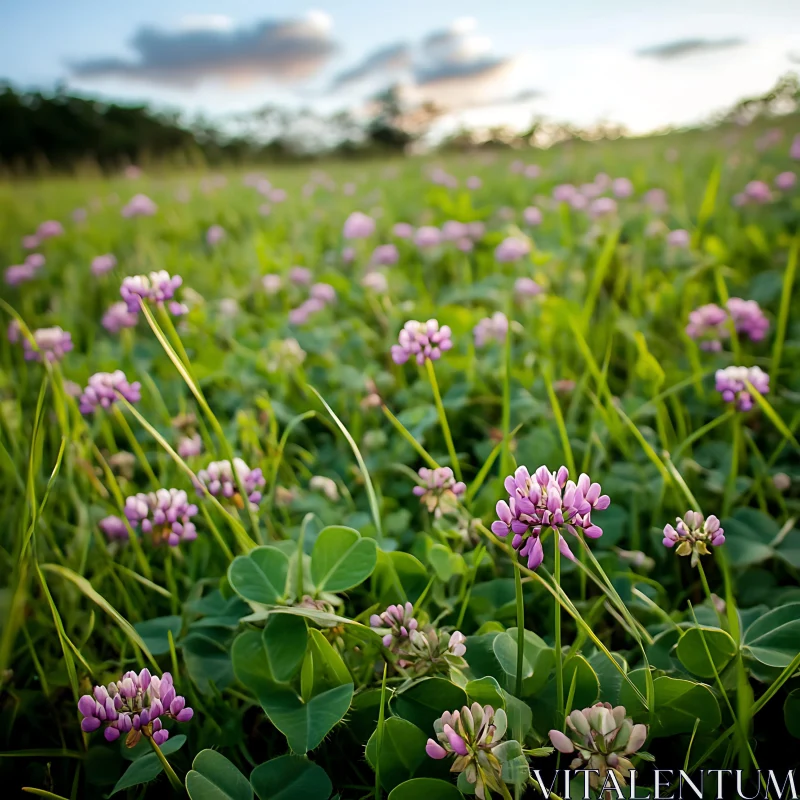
[1,0,799,135]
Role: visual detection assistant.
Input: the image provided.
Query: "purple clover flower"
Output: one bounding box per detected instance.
[413,467,466,517]
[102,302,139,333]
[79,371,141,414]
[206,225,226,246]
[685,303,728,351]
[666,229,690,248]
[177,434,203,459]
[343,211,375,239]
[744,180,771,204]
[643,188,668,213]
[99,515,129,541]
[5,263,36,285]
[553,184,577,203]
[494,236,530,263]
[792,135,800,160]
[775,171,796,191]
[441,221,468,242]
[415,226,442,249]
[121,271,184,314]
[77,669,192,744]
[391,319,453,365]
[289,266,312,285]
[393,222,414,239]
[371,244,399,266]
[492,465,610,569]
[727,298,769,341]
[37,220,64,240]
[23,327,73,362]
[589,197,618,219]
[91,254,117,276]
[310,282,336,304]
[370,602,418,649]
[523,206,542,226]
[362,271,388,293]
[124,489,198,546]
[122,194,157,218]
[715,365,769,411]
[473,312,508,347]
[514,277,543,298]
[663,511,725,567]
[196,458,265,510]
[466,176,482,189]
[612,177,634,198]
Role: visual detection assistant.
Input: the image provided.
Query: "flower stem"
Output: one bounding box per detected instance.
[114,405,159,489]
[425,359,462,482]
[513,557,525,697]
[554,534,564,725]
[148,736,184,793]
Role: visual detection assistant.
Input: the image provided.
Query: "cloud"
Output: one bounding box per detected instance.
[71,12,337,88]
[636,37,745,61]
[330,43,411,89]
[330,18,517,109]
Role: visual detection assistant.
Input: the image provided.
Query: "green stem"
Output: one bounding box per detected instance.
[554,534,564,725]
[113,406,159,488]
[148,736,184,793]
[425,359,462,481]
[513,557,525,698]
[500,309,512,480]
[723,414,741,518]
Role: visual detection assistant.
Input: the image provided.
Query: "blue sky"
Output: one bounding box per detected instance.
[1,1,798,133]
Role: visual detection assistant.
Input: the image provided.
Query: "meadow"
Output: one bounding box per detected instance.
[2,118,800,799]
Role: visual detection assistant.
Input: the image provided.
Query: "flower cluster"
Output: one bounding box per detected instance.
[13,326,74,362]
[686,299,769,351]
[715,365,769,411]
[492,466,610,569]
[663,511,725,566]
[549,703,648,790]
[264,337,306,373]
[91,254,117,276]
[343,211,375,239]
[79,371,141,414]
[413,467,466,517]
[391,319,453,365]
[121,271,186,316]
[99,515,129,541]
[514,277,543,298]
[206,224,226,246]
[494,236,531,263]
[5,253,45,286]
[370,603,467,676]
[122,194,157,218]
[78,669,192,745]
[177,434,203,459]
[102,301,139,333]
[473,312,508,347]
[727,297,769,341]
[426,704,510,800]
[196,458,265,510]
[124,489,198,546]
[289,283,336,325]
[371,243,399,266]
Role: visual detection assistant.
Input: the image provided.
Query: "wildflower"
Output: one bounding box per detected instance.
[685,303,728,351]
[99,515,129,541]
[413,467,466,517]
[643,188,668,213]
[92,254,117,276]
[495,237,530,263]
[22,235,40,249]
[667,229,690,248]
[473,312,508,347]
[23,327,73,362]
[5,264,36,285]
[589,197,617,219]
[342,246,356,264]
[310,475,339,502]
[662,511,725,566]
[120,271,183,314]
[569,194,588,211]
[343,211,375,239]
[102,302,138,334]
[514,277,543,297]
[393,222,414,239]
[426,704,510,800]
[468,222,485,241]
[370,602,418,649]
[177,434,203,459]
[523,206,542,226]
[289,266,312,285]
[553,184,577,203]
[612,177,634,198]
[262,274,283,293]
[744,180,770,204]
[549,703,648,790]
[524,164,540,179]
[26,253,45,270]
[206,225,226,246]
[371,244,399,266]
[77,669,192,745]
[466,176,482,189]
[122,194,157,218]
[415,226,442,249]
[265,338,306,373]
[124,489,198,546]
[775,171,796,191]
[37,220,64,240]
[109,451,136,479]
[391,319,453,365]
[792,134,800,160]
[310,283,336,304]
[492,465,610,569]
[362,271,388,293]
[441,221,468,241]
[727,297,769,341]
[715,365,769,411]
[289,298,325,325]
[79,371,141,414]
[196,458,265,510]
[269,188,287,203]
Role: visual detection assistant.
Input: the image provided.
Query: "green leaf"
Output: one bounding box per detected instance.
[784,689,800,738]
[428,544,465,582]
[228,547,290,605]
[303,629,352,697]
[365,717,430,791]
[310,526,377,592]
[185,749,253,800]
[372,551,429,604]
[465,677,505,709]
[563,655,600,710]
[250,755,332,800]
[388,778,464,800]
[259,683,354,753]
[109,736,186,795]
[183,632,235,693]
[743,602,800,667]
[492,632,533,687]
[502,690,533,742]
[134,616,183,656]
[231,630,275,696]
[392,677,468,732]
[263,614,308,683]
[676,627,737,678]
[720,510,777,567]
[493,740,530,785]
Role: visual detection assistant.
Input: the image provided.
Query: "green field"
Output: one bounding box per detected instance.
[2,117,800,799]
